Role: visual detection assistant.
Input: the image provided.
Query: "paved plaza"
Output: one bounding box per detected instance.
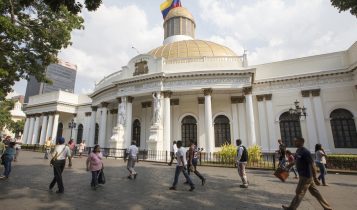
[0,151,356,210]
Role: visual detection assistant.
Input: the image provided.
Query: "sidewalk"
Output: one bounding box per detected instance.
[0,151,356,210]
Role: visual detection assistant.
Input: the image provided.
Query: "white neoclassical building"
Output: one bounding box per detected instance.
[23,7,357,154]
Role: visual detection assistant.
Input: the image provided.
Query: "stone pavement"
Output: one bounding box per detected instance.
[0,151,356,210]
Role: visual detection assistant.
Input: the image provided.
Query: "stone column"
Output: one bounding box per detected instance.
[26,116,35,144]
[22,117,30,144]
[83,112,91,143]
[125,97,134,148]
[302,90,318,151]
[236,96,247,146]
[162,91,172,152]
[89,106,98,147]
[51,112,60,142]
[39,113,48,145]
[32,114,41,144]
[265,94,276,152]
[311,89,330,152]
[72,114,77,141]
[171,99,180,145]
[257,95,269,152]
[45,114,54,142]
[106,110,115,148]
[99,102,108,148]
[231,97,240,144]
[203,88,214,153]
[145,102,152,149]
[140,103,147,149]
[244,87,257,146]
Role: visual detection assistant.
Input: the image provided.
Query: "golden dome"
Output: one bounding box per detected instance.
[148,40,237,59]
[164,7,194,23]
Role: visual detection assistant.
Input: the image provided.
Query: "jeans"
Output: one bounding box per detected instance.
[278,158,286,168]
[172,165,194,187]
[287,176,332,210]
[289,166,298,177]
[3,156,13,177]
[316,162,327,184]
[49,159,66,192]
[91,170,100,187]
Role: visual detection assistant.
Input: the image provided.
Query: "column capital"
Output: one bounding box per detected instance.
[265,94,272,101]
[162,91,173,98]
[110,109,118,114]
[170,99,179,105]
[301,90,310,97]
[243,86,252,95]
[101,102,109,108]
[127,96,134,103]
[203,88,213,96]
[141,101,152,108]
[91,106,98,111]
[311,89,321,97]
[198,97,205,104]
[256,95,265,102]
[116,97,122,103]
[85,112,92,117]
[231,96,245,104]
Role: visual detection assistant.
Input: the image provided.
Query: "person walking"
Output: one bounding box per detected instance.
[44,137,52,159]
[67,139,75,167]
[168,141,177,166]
[14,138,21,162]
[0,142,16,180]
[286,150,298,179]
[125,141,138,179]
[78,140,86,158]
[49,137,71,194]
[236,139,249,188]
[282,137,332,210]
[86,145,103,190]
[169,140,195,191]
[187,141,206,186]
[315,144,328,186]
[277,139,287,168]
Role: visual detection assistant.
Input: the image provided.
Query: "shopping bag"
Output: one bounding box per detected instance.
[274,167,289,182]
[98,169,106,184]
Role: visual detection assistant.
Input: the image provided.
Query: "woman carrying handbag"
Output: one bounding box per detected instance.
[86,145,103,190]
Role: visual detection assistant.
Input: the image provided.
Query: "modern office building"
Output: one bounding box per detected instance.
[24,60,77,103]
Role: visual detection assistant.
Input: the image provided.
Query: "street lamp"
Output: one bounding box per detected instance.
[289,100,307,119]
[68,119,76,139]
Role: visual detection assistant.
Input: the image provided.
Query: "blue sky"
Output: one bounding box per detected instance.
[10,0,357,97]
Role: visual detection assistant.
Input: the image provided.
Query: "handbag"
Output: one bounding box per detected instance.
[274,167,289,182]
[98,169,106,184]
[50,147,66,166]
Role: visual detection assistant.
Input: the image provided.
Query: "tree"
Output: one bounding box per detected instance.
[331,0,357,18]
[0,0,84,100]
[20,0,103,14]
[0,100,14,132]
[9,119,25,138]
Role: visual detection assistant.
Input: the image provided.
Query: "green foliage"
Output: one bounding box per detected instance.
[219,143,237,162]
[0,0,84,100]
[9,119,25,137]
[0,100,14,130]
[247,144,262,162]
[326,154,357,170]
[330,0,357,18]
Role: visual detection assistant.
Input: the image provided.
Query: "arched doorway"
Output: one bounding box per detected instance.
[330,109,357,148]
[279,112,302,147]
[76,124,83,144]
[56,123,63,139]
[132,119,141,147]
[94,123,99,145]
[181,115,197,147]
[214,115,230,147]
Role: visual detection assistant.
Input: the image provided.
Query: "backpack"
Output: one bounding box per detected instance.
[238,146,248,162]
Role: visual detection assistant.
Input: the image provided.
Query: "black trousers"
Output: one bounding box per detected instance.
[49,159,66,192]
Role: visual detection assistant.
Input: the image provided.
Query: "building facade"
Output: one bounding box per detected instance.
[24,60,77,103]
[22,7,357,154]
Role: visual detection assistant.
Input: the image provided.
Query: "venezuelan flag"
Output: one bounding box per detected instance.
[160,0,182,19]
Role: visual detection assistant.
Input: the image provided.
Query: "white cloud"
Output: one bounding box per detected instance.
[198,0,357,64]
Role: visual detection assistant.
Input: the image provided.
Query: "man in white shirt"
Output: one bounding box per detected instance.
[169,141,195,191]
[126,141,139,179]
[236,139,249,188]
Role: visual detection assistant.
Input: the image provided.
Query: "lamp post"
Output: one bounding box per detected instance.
[289,100,307,119]
[68,119,76,139]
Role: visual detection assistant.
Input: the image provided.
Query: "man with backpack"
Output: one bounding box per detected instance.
[236,139,248,188]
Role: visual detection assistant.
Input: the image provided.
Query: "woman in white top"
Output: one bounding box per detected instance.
[315,144,328,186]
[49,137,71,193]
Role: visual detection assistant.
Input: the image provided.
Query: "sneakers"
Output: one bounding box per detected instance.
[189,186,195,191]
[0,175,8,180]
[134,173,138,179]
[239,184,248,188]
[55,190,64,194]
[169,186,176,190]
[202,178,206,186]
[127,175,133,180]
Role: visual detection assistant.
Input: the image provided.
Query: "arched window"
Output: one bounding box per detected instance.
[57,123,63,138]
[214,115,231,147]
[76,124,83,144]
[132,119,141,147]
[330,109,357,148]
[181,116,197,147]
[94,123,99,145]
[279,112,302,147]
